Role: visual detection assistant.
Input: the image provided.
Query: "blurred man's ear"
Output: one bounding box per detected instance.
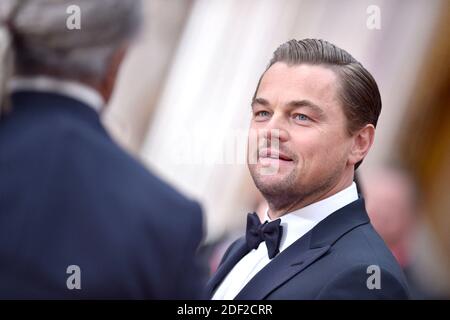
[99,43,129,104]
[347,124,375,167]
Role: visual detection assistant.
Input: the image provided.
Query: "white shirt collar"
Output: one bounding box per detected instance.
[264,182,359,253]
[8,76,105,113]
[212,182,359,300]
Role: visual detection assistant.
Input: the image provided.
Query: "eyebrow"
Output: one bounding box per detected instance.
[252,97,326,119]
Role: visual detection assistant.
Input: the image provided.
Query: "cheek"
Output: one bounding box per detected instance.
[293,130,349,168]
[327,140,353,172]
[292,131,330,159]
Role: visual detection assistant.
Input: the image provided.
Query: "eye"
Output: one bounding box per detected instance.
[293,113,311,122]
[254,110,271,120]
[256,111,270,117]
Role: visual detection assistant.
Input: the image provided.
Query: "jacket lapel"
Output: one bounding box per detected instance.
[205,238,249,298]
[234,231,330,300]
[234,198,370,300]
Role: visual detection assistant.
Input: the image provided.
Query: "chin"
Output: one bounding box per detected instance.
[252,170,295,193]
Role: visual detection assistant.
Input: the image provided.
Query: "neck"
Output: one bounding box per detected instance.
[16,70,112,105]
[267,172,354,219]
[10,75,106,113]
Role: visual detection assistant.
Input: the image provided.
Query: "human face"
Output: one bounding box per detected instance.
[247,62,355,216]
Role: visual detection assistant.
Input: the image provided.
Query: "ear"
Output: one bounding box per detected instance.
[99,43,129,103]
[347,124,375,166]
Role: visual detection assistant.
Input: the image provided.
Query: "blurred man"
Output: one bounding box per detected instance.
[0,0,204,299]
[362,168,417,268]
[206,39,410,299]
[362,167,430,299]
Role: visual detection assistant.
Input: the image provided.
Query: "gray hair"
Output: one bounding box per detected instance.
[0,0,141,115]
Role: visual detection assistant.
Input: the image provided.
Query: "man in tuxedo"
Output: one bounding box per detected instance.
[0,0,204,298]
[207,39,410,299]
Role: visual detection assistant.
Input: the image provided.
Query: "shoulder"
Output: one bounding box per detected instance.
[317,223,410,299]
[315,263,410,299]
[57,118,201,214]
[52,119,205,252]
[332,222,405,272]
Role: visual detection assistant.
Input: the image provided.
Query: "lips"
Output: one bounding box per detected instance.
[258,149,293,161]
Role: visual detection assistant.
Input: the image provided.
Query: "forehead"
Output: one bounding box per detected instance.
[257,62,340,106]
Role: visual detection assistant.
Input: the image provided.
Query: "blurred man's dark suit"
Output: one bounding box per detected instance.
[206,198,410,299]
[0,90,205,299]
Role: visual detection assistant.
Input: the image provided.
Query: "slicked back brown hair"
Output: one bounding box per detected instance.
[253,39,382,169]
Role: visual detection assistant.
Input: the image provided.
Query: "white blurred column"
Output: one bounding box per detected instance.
[141,0,307,240]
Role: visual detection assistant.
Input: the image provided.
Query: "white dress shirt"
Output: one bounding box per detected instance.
[212,182,359,300]
[8,76,105,112]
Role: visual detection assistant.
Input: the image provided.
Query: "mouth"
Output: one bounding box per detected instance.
[258,149,293,162]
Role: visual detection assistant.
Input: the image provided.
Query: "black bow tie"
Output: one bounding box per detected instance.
[246,212,283,259]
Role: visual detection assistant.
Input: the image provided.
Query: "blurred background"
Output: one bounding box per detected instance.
[103,0,449,298]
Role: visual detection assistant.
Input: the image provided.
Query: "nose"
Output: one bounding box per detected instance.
[258,113,289,144]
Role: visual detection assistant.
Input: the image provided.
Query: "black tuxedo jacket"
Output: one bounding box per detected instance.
[206,198,410,299]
